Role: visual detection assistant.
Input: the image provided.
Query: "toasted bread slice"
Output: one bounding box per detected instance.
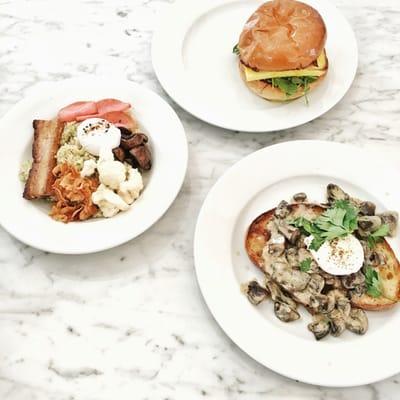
[245,203,400,311]
[351,239,400,310]
[245,203,324,268]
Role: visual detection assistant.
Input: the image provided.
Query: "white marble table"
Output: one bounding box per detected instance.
[1,0,400,399]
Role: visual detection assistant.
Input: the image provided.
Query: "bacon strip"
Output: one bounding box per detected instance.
[23,119,65,200]
[58,101,97,122]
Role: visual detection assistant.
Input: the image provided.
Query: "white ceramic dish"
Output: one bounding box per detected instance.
[152,0,358,132]
[194,141,400,387]
[0,78,188,254]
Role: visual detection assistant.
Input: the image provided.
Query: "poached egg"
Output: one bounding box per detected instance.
[77,118,121,156]
[305,234,364,276]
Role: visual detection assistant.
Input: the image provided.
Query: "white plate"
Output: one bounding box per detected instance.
[152,0,358,132]
[194,141,400,387]
[0,78,188,254]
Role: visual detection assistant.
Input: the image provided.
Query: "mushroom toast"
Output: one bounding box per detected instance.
[242,184,400,340]
[21,98,152,223]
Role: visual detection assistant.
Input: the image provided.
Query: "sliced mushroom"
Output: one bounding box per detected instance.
[327,184,349,204]
[328,309,346,337]
[359,201,376,216]
[378,211,398,237]
[277,220,301,244]
[293,192,307,203]
[346,308,368,335]
[266,281,297,311]
[307,274,325,294]
[358,216,382,232]
[272,262,310,292]
[308,314,330,341]
[274,302,300,322]
[286,247,298,267]
[341,272,365,290]
[274,200,290,219]
[241,280,270,305]
[267,231,286,257]
[112,147,126,162]
[121,133,148,150]
[129,145,152,170]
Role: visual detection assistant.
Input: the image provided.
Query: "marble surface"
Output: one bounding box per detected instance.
[0,0,400,399]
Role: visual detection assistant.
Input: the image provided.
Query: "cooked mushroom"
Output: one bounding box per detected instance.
[277,220,300,244]
[266,281,297,310]
[274,200,290,219]
[341,272,365,290]
[328,309,346,337]
[308,314,330,341]
[266,231,286,257]
[346,308,368,335]
[241,280,270,305]
[378,211,398,237]
[112,147,126,162]
[121,133,148,150]
[286,247,298,267]
[129,145,152,170]
[359,201,376,216]
[358,216,382,232]
[293,192,307,203]
[274,302,300,322]
[272,262,310,292]
[307,274,325,294]
[327,184,349,204]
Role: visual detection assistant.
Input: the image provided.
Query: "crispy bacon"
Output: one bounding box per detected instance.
[23,119,65,200]
[50,164,99,223]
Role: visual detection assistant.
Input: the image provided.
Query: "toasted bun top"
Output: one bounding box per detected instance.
[238,0,327,71]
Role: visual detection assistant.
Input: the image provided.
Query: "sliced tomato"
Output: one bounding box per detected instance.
[100,111,138,132]
[96,98,131,115]
[58,101,98,122]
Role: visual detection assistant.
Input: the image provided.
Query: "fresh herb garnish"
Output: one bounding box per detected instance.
[270,76,318,103]
[233,44,240,55]
[291,200,359,250]
[300,258,312,272]
[365,266,382,298]
[367,224,390,249]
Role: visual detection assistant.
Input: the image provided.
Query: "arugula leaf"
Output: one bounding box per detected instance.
[233,44,240,55]
[367,224,390,249]
[270,76,318,103]
[299,258,312,272]
[289,200,359,251]
[364,266,382,298]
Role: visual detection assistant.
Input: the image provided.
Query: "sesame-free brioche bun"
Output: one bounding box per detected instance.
[238,0,327,71]
[238,61,327,101]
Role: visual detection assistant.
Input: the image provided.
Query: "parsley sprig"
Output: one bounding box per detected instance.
[233,44,240,55]
[291,200,359,251]
[299,258,312,272]
[365,266,382,298]
[367,224,390,249]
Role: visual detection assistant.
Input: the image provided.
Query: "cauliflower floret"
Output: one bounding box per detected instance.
[92,184,129,218]
[118,166,144,205]
[81,159,97,177]
[97,148,126,190]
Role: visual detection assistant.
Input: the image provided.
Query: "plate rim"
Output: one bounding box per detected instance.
[194,140,400,387]
[0,77,188,254]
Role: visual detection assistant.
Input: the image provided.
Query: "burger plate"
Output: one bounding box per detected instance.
[152,0,358,132]
[194,141,400,386]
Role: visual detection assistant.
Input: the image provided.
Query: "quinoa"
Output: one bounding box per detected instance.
[56,122,96,170]
[19,159,32,182]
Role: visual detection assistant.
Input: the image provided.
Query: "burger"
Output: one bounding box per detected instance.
[234,0,328,102]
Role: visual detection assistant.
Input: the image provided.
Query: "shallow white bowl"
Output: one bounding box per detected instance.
[0,78,188,254]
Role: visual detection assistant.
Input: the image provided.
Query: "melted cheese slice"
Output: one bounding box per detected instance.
[244,50,327,82]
